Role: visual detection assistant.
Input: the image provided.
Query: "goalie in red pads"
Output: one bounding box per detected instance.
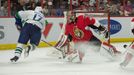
[55,11,121,63]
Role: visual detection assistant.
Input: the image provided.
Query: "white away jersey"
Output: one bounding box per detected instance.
[18,10,46,29]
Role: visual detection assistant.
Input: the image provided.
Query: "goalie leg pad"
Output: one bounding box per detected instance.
[100,42,121,60]
[65,49,82,63]
[55,35,68,49]
[102,42,121,54]
[49,36,72,59]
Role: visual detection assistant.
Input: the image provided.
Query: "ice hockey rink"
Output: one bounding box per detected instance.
[0,42,134,75]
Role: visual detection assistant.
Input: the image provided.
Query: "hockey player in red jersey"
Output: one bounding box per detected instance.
[55,11,121,63]
[120,18,134,67]
[65,13,94,42]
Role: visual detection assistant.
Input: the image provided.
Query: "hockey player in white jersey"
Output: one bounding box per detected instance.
[120,18,134,67]
[10,6,47,62]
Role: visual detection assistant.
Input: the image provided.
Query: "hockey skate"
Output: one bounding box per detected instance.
[24,45,31,58]
[10,56,19,62]
[65,49,81,63]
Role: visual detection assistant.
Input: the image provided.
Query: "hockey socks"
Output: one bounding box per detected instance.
[10,46,23,62]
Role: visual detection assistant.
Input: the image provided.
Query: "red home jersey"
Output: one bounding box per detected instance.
[65,15,96,42]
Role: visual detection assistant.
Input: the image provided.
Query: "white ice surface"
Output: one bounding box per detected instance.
[0,42,134,75]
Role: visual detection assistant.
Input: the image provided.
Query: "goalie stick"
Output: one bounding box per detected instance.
[123,40,134,48]
[122,40,134,55]
[41,40,66,58]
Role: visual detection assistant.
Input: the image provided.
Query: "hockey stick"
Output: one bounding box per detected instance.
[41,12,67,58]
[123,40,134,48]
[60,11,67,35]
[41,40,66,58]
[122,40,134,55]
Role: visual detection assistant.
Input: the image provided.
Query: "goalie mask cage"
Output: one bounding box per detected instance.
[74,11,110,44]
